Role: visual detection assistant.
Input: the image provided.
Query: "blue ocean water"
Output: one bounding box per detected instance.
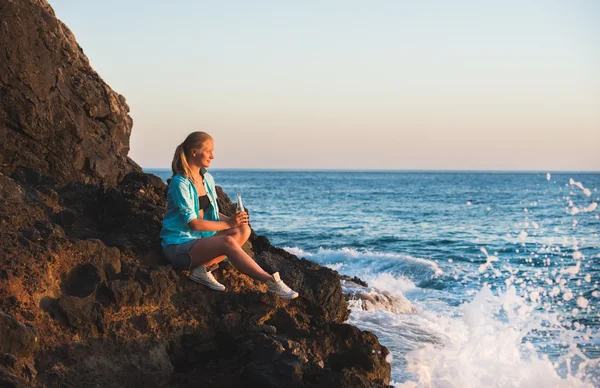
[148,169,600,387]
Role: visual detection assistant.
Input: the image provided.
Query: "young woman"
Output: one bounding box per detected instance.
[160,131,298,299]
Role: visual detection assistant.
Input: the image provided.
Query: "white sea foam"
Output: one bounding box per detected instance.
[364,272,419,294]
[323,262,346,271]
[478,247,500,276]
[395,286,598,388]
[282,246,311,258]
[282,246,443,284]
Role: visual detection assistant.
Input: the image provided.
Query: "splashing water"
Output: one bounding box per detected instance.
[396,286,598,388]
[392,176,600,387]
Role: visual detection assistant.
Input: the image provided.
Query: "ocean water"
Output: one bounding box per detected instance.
[147,169,600,387]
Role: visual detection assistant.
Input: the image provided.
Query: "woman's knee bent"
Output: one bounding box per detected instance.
[241,223,251,234]
[240,223,251,239]
[221,235,238,250]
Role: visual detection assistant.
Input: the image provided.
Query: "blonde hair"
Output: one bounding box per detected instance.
[171,131,212,185]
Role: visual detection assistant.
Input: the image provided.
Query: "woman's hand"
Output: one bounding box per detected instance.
[227,211,249,227]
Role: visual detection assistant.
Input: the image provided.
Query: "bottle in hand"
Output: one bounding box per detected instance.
[236,193,244,213]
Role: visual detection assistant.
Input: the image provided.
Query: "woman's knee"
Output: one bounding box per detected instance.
[240,223,251,237]
[221,235,238,249]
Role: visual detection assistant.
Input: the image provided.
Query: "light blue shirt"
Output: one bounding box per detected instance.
[160,172,220,249]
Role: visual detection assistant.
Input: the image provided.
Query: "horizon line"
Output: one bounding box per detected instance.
[142,167,600,174]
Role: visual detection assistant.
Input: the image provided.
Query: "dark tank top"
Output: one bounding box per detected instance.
[199,194,210,213]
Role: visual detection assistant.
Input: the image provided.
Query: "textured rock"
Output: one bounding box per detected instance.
[0,366,31,388]
[109,280,143,309]
[0,169,391,387]
[57,296,105,337]
[252,235,350,324]
[0,0,140,187]
[0,311,38,358]
[0,173,24,203]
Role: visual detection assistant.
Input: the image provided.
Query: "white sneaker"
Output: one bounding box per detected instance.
[189,265,225,291]
[266,272,298,300]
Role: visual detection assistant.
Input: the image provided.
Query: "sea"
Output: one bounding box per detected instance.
[147,169,600,387]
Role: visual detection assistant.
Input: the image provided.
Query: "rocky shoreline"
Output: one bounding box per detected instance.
[0,1,391,387]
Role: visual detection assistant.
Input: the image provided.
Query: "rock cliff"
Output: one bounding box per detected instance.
[0,0,139,187]
[0,1,391,387]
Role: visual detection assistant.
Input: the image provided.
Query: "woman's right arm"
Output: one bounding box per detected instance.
[188,218,231,232]
[189,211,249,231]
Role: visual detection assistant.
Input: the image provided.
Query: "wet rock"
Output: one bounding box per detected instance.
[341,274,369,288]
[342,279,416,314]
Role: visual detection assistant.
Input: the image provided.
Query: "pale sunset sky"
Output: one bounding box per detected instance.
[48,0,599,171]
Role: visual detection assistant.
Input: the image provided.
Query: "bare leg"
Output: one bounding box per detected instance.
[189,234,272,283]
[202,224,251,266]
[215,223,251,246]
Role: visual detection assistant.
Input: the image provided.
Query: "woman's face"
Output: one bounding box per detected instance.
[191,139,214,169]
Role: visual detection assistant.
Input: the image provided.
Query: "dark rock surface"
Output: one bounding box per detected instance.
[0,0,140,187]
[0,1,392,387]
[0,311,39,358]
[0,171,391,387]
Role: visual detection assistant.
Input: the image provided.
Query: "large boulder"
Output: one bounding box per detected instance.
[0,0,140,187]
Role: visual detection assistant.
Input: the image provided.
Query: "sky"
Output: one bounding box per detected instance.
[48,0,600,171]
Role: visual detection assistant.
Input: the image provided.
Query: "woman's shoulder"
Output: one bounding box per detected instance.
[170,174,192,187]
